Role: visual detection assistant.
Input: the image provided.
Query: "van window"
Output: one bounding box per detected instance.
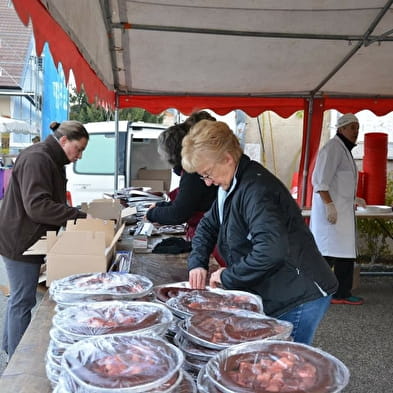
[74,133,126,175]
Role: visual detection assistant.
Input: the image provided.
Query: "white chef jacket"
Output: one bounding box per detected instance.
[310,135,357,258]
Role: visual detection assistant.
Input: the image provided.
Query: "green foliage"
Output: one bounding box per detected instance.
[357,218,391,263]
[69,88,164,123]
[357,171,393,264]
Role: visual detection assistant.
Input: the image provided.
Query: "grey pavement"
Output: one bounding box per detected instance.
[313,273,393,393]
[0,260,392,392]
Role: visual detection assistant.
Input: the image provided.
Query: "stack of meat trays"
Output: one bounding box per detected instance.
[54,335,197,392]
[46,300,173,389]
[176,309,293,379]
[197,340,350,393]
[153,282,294,379]
[49,272,154,311]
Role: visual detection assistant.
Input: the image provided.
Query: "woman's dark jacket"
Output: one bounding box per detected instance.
[146,171,217,225]
[0,135,87,264]
[188,154,338,317]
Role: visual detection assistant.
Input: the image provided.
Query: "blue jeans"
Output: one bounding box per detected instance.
[278,295,332,345]
[1,256,41,359]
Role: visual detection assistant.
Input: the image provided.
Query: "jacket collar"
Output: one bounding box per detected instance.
[234,154,251,182]
[336,131,356,151]
[45,134,70,166]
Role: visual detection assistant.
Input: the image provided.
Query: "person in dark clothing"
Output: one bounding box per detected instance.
[0,120,89,360]
[146,112,217,236]
[146,111,226,266]
[182,120,338,345]
[146,123,217,236]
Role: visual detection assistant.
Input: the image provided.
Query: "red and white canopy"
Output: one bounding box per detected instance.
[11,0,393,204]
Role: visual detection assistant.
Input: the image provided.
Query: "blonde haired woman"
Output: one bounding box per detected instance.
[182,120,338,345]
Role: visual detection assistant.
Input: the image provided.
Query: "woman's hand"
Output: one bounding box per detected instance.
[209,267,226,288]
[144,203,157,222]
[189,267,207,289]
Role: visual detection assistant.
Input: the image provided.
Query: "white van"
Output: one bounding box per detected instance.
[66,121,171,206]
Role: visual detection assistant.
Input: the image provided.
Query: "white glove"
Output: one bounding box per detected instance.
[325,202,337,224]
[355,197,367,208]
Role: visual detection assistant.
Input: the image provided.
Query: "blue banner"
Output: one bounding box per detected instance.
[42,43,68,139]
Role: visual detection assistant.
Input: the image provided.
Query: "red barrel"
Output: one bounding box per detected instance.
[362,133,388,205]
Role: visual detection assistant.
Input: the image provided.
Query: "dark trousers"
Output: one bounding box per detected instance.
[324,256,354,299]
[2,256,41,359]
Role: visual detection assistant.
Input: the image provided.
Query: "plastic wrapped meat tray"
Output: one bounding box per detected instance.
[153,281,193,303]
[178,310,293,349]
[54,373,186,393]
[165,287,263,318]
[173,331,219,361]
[53,292,156,313]
[52,301,173,340]
[49,272,153,305]
[60,335,184,392]
[205,340,350,393]
[54,370,197,393]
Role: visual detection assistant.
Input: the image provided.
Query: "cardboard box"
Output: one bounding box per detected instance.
[132,179,166,193]
[66,218,115,247]
[80,198,123,227]
[133,168,171,192]
[24,218,125,286]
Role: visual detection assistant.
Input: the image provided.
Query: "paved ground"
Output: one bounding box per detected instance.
[0,259,392,392]
[313,273,393,393]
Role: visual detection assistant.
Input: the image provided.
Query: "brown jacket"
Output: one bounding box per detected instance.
[0,135,86,263]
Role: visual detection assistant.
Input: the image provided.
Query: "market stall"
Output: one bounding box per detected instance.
[10,0,393,207]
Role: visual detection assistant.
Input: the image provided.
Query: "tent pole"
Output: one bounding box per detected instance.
[114,94,119,193]
[301,97,314,208]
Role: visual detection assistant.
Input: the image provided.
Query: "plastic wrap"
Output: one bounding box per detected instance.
[50,272,153,304]
[153,282,193,303]
[61,335,184,392]
[205,340,350,393]
[45,358,61,388]
[165,288,263,318]
[45,344,63,371]
[176,371,197,393]
[53,301,172,340]
[178,310,293,349]
[47,334,68,360]
[55,370,196,393]
[173,332,218,361]
[49,328,77,365]
[54,292,156,313]
[197,366,221,393]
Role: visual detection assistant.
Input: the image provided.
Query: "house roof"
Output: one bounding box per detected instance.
[0,0,32,89]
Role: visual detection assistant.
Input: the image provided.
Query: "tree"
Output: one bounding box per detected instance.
[69,88,164,123]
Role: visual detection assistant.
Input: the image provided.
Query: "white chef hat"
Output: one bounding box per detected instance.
[336,113,359,128]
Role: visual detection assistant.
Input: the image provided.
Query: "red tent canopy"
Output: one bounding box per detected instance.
[12,0,393,205]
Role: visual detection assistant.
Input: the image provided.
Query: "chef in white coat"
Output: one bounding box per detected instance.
[310,113,366,305]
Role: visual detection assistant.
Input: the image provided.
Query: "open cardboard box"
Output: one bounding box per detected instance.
[81,198,137,222]
[132,168,171,193]
[24,218,125,286]
[80,198,123,226]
